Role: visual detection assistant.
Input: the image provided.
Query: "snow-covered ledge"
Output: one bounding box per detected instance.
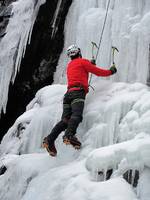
[85,134,150,183]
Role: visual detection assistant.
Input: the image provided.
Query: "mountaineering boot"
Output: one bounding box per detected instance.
[63,135,81,149]
[42,137,57,157]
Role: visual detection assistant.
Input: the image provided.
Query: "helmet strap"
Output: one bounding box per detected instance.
[70,52,82,60]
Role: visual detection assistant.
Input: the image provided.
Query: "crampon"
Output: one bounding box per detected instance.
[63,135,81,149]
[42,137,57,157]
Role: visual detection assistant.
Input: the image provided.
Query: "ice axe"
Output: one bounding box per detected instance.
[112,46,119,65]
[91,41,98,59]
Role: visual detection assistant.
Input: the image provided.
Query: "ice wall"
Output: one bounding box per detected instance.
[0,81,150,199]
[0,0,45,113]
[54,0,150,85]
[1,81,150,157]
[0,1,150,199]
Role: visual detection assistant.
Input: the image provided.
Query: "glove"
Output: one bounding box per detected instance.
[109,64,117,74]
[90,58,96,65]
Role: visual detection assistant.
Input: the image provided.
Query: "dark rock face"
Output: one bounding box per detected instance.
[0,165,7,175]
[0,0,72,140]
[123,169,139,187]
[98,169,139,187]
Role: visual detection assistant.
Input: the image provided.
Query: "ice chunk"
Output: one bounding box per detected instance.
[86,136,150,178]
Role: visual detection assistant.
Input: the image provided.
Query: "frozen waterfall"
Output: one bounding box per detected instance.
[0,0,45,114]
[0,0,150,200]
[54,0,150,86]
[0,81,150,199]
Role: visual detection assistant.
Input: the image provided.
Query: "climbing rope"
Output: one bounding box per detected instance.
[89,0,111,85]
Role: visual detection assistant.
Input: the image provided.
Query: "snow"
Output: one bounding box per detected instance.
[0,153,61,200]
[137,167,150,200]
[0,154,138,200]
[0,81,150,199]
[0,84,66,155]
[0,0,45,113]
[86,136,150,177]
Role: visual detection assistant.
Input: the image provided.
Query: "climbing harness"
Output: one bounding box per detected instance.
[89,0,111,85]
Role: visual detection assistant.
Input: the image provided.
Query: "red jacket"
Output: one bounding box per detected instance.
[67,58,112,93]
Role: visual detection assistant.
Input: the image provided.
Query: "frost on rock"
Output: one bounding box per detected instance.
[0,0,46,114]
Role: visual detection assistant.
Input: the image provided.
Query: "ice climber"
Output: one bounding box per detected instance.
[43,44,117,156]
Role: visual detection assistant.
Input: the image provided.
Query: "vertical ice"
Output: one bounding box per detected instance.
[51,0,63,38]
[54,0,150,85]
[0,0,45,114]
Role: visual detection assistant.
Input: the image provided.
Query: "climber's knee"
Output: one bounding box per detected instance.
[62,117,70,124]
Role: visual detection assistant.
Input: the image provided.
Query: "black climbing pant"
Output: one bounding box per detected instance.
[47,89,86,145]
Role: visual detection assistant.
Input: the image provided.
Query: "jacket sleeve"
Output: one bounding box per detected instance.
[82,59,112,76]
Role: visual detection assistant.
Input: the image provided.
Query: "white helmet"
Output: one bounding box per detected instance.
[67,44,81,57]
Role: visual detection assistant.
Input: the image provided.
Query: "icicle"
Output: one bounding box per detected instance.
[51,0,62,39]
[98,170,104,181]
[95,168,99,181]
[147,44,150,86]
